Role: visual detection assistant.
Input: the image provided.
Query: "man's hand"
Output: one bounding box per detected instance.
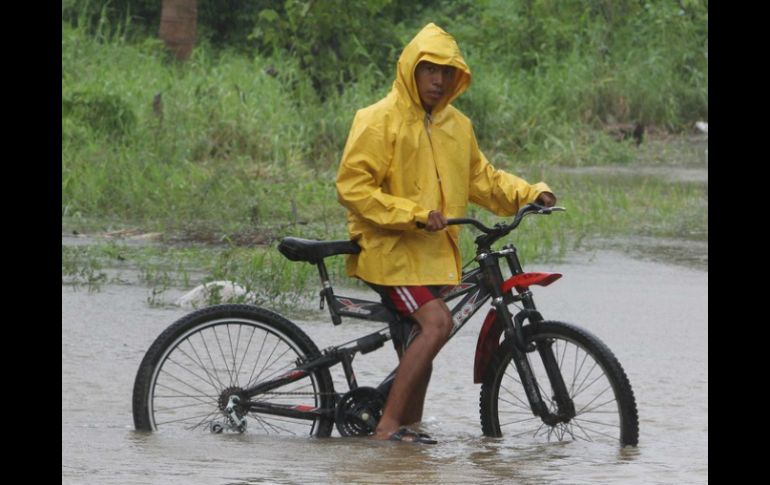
[536,192,557,207]
[425,210,448,231]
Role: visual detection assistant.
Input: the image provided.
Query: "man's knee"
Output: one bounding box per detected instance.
[414,300,453,341]
[434,312,453,341]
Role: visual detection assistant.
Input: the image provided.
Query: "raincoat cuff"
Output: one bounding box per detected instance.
[532,182,553,199]
[414,208,433,226]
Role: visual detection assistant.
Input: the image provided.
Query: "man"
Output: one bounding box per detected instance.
[336,23,556,443]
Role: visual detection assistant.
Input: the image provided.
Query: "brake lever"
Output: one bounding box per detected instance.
[416,218,493,233]
[546,206,566,213]
[532,205,567,215]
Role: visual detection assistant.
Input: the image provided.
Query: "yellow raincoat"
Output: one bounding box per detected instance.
[336,23,552,286]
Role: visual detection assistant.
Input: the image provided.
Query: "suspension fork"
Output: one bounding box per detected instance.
[482,247,575,422]
[478,251,545,417]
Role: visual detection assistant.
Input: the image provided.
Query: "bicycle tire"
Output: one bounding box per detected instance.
[132,304,335,437]
[479,320,639,447]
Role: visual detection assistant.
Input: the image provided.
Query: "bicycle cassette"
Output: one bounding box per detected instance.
[334,387,386,437]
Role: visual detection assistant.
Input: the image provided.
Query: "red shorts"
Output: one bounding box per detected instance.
[366,283,447,352]
[370,284,445,316]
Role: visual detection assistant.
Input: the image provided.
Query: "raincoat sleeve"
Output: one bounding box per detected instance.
[336,112,432,230]
[467,126,552,216]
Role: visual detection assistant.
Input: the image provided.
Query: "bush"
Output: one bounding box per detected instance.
[62,91,137,140]
[61,0,708,228]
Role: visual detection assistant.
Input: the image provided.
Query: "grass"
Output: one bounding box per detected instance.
[62,16,706,225]
[61,9,707,308]
[63,158,707,309]
[61,239,333,308]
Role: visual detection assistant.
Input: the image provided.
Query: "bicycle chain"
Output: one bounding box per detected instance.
[258,391,339,396]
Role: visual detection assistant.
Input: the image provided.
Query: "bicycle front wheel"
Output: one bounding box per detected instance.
[480,320,638,447]
[132,304,335,437]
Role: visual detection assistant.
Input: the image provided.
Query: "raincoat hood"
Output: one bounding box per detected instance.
[393,23,472,115]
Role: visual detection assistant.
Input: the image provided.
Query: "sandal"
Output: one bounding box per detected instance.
[388,427,438,444]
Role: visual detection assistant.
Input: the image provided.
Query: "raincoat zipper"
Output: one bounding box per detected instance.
[424,111,457,279]
[424,112,446,209]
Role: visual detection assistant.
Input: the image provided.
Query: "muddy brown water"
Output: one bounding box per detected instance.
[62,249,707,484]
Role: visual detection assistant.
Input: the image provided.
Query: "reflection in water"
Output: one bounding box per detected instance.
[63,250,706,484]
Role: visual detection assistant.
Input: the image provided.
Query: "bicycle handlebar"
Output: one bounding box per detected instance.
[417,203,566,247]
[450,204,565,232]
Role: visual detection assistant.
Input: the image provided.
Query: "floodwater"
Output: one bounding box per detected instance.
[62,249,707,484]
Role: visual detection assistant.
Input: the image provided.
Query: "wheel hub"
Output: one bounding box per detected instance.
[218,387,249,415]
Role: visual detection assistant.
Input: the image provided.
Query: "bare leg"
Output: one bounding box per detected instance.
[402,362,431,426]
[373,299,452,439]
[392,328,432,426]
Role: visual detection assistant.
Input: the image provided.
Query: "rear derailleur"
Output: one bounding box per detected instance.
[210,393,248,433]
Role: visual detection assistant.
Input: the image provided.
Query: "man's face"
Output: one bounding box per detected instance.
[415,61,456,112]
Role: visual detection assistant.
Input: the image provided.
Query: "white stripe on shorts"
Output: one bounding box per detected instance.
[395,286,418,313]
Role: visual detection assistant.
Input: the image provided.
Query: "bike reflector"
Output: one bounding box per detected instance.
[501,272,562,294]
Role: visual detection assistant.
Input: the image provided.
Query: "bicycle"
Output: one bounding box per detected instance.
[132,203,639,447]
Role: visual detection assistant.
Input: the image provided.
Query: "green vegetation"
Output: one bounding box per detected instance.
[61,241,328,308]
[61,0,708,304]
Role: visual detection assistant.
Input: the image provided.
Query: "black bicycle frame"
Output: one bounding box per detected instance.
[241,241,575,425]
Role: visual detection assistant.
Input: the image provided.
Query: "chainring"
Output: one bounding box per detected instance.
[334,387,386,437]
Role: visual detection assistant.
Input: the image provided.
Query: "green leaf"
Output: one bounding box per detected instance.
[259,9,279,23]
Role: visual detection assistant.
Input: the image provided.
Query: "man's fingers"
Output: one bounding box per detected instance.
[537,192,556,207]
[426,211,448,231]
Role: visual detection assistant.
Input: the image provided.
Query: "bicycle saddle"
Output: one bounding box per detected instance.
[278,237,361,263]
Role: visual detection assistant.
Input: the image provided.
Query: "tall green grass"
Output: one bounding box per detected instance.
[62,3,707,301]
[62,20,387,234]
[62,16,705,229]
[63,168,706,307]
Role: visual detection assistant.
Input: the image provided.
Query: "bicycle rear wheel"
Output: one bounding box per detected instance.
[480,320,638,447]
[132,304,335,436]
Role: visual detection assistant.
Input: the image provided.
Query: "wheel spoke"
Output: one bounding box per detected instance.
[163,354,221,395]
[505,421,546,438]
[212,326,235,386]
[246,329,270,388]
[572,361,602,398]
[482,323,637,447]
[250,414,300,435]
[499,415,541,427]
[154,409,220,428]
[247,334,284,388]
[156,371,217,405]
[139,314,332,437]
[575,387,614,415]
[570,418,621,443]
[499,382,530,409]
[154,400,215,413]
[197,330,226,390]
[174,342,222,393]
[236,326,258,380]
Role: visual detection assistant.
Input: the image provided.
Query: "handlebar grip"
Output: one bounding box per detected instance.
[416,218,492,232]
[415,219,468,229]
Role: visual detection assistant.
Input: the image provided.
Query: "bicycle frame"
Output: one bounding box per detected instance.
[240,229,573,427]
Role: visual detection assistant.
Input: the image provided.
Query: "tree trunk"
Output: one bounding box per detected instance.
[159,0,197,61]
